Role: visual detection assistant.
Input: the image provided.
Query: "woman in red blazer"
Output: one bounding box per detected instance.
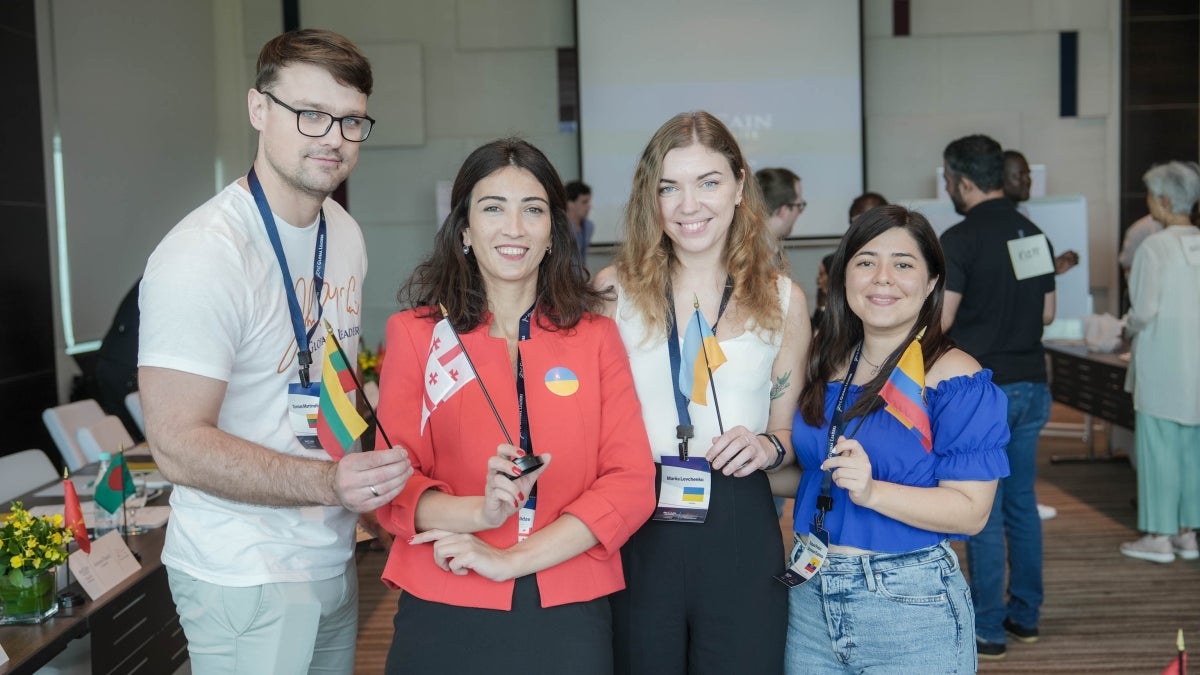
[376,138,656,675]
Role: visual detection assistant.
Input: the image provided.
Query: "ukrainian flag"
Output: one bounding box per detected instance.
[879,335,933,452]
[679,308,726,405]
[682,486,705,503]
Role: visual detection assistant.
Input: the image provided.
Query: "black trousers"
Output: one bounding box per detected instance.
[386,574,613,674]
[612,467,788,675]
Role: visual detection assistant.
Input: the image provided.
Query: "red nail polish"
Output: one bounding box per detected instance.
[514,498,519,508]
[512,467,522,475]
[518,492,525,501]
[517,449,526,457]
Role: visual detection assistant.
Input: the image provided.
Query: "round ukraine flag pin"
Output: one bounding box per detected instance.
[544,367,579,396]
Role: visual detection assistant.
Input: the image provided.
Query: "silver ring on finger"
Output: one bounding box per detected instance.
[369,484,380,497]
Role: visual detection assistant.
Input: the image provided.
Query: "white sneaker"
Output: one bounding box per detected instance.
[1169,531,1199,560]
[1120,534,1176,563]
[1037,503,1057,520]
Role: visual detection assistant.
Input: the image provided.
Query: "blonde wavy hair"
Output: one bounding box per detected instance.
[613,111,782,338]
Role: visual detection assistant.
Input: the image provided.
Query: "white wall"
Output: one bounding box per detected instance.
[861,0,1121,313]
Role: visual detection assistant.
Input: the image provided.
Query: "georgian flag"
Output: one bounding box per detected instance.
[421,318,477,433]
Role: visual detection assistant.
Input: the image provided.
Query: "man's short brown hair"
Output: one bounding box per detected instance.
[255,29,372,96]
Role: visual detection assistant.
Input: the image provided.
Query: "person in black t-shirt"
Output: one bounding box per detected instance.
[940,134,1056,661]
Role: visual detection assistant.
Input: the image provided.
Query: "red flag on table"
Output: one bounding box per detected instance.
[63,470,90,554]
[879,333,933,452]
[316,324,369,461]
[1162,629,1187,675]
[420,317,477,434]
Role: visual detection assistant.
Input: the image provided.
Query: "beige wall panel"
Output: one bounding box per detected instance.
[938,34,1058,116]
[358,43,425,147]
[910,0,1033,35]
[425,48,562,138]
[456,0,573,50]
[864,37,942,117]
[358,220,440,343]
[242,0,282,58]
[1077,30,1112,118]
[1032,0,1111,31]
[866,112,1020,200]
[1019,116,1108,197]
[862,0,893,38]
[350,139,474,228]
[301,0,458,47]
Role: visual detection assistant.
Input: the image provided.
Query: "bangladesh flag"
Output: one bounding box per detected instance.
[94,452,135,514]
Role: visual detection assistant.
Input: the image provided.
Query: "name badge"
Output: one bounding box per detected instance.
[1182,235,1200,266]
[517,495,537,542]
[288,382,322,449]
[1007,233,1055,280]
[775,526,830,588]
[653,456,711,523]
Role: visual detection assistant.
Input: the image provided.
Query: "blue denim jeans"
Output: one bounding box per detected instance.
[785,540,976,673]
[966,381,1050,644]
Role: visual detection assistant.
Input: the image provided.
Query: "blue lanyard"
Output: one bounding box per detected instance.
[814,343,862,527]
[665,277,733,459]
[516,305,535,454]
[247,168,327,388]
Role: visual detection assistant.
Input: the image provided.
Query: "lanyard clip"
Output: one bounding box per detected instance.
[298,350,312,388]
[676,424,693,461]
[816,494,834,513]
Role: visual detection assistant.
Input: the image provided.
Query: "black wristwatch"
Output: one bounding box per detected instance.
[758,433,786,471]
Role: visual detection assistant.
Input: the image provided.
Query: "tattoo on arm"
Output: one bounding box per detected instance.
[770,371,792,400]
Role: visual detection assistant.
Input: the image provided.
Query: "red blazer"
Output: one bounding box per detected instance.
[375,309,655,610]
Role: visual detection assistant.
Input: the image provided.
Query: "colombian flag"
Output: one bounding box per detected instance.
[316,325,369,461]
[879,335,933,452]
[679,309,726,405]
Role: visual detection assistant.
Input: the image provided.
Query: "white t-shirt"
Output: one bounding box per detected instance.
[615,275,789,461]
[139,181,366,585]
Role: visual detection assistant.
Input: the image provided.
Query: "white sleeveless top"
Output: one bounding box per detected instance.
[615,275,790,461]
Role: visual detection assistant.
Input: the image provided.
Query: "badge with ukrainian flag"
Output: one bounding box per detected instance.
[544,366,579,396]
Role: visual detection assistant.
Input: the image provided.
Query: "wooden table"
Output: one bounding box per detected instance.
[0,485,186,675]
[1044,341,1134,463]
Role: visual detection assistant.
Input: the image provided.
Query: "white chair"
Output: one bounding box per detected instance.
[125,390,145,435]
[42,399,107,471]
[0,449,59,505]
[75,415,136,464]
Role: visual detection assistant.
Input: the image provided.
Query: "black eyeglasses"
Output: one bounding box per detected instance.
[789,200,808,212]
[263,91,375,142]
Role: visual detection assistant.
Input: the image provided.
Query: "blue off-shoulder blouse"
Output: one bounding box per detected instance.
[790,369,1011,553]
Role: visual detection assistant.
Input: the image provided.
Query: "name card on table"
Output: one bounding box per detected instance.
[0,640,9,665]
[68,531,142,600]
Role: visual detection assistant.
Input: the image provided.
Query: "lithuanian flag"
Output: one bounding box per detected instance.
[316,326,368,461]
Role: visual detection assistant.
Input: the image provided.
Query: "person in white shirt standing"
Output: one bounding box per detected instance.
[138,29,413,674]
[1119,161,1200,564]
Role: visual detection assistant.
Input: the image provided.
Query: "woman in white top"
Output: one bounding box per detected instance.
[1120,161,1200,563]
[596,111,811,675]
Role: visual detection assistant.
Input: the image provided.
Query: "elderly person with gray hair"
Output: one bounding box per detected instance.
[1120,161,1200,564]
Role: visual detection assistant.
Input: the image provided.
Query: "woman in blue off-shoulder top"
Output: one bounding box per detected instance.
[785,206,1010,674]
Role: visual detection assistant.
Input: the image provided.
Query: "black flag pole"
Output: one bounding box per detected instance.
[693,296,725,434]
[322,319,392,449]
[437,304,543,476]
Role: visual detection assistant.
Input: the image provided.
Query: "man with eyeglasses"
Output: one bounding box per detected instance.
[754,166,806,240]
[138,29,412,674]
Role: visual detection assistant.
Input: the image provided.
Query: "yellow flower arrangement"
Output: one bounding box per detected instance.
[2,501,71,582]
[358,340,384,384]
